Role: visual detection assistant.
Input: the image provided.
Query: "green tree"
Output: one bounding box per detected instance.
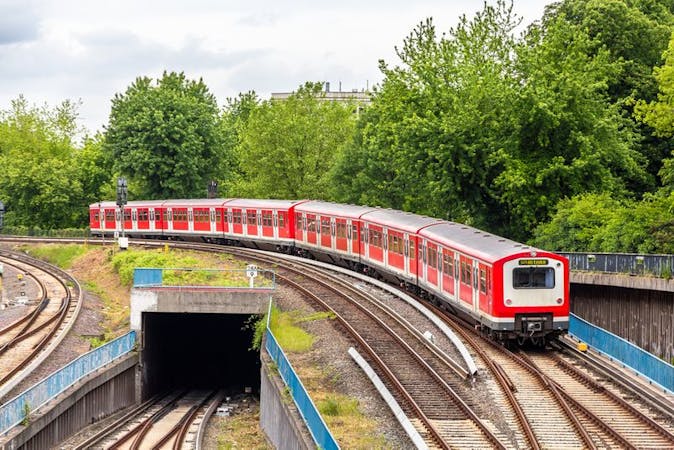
[333,3,522,228]
[219,91,261,195]
[501,15,647,236]
[232,82,357,199]
[545,0,674,183]
[333,1,645,240]
[104,71,225,199]
[531,193,622,251]
[0,97,84,228]
[635,32,674,137]
[75,133,115,213]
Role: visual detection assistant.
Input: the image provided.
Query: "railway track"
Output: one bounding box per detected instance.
[2,237,673,449]
[219,246,511,449]
[421,299,674,449]
[73,390,218,450]
[0,249,82,400]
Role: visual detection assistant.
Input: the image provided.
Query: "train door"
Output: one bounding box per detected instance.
[346,220,353,254]
[350,221,359,255]
[472,260,480,313]
[477,263,490,313]
[383,229,388,267]
[320,216,331,249]
[210,208,216,234]
[273,211,279,239]
[114,209,121,234]
[442,249,455,298]
[330,218,337,250]
[295,212,304,242]
[403,234,409,275]
[437,247,443,292]
[420,239,428,282]
[361,223,368,259]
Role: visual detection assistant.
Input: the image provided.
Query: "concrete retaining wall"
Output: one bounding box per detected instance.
[0,354,138,450]
[259,351,314,450]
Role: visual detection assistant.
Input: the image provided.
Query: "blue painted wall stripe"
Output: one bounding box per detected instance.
[0,331,136,435]
[569,314,673,394]
[265,329,340,450]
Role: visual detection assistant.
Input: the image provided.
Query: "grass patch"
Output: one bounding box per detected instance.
[216,410,271,450]
[82,279,129,340]
[110,247,251,287]
[318,394,387,448]
[297,365,389,449]
[267,307,338,353]
[21,244,89,269]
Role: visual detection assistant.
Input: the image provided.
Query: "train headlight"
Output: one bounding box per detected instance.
[556,297,563,304]
[505,298,512,306]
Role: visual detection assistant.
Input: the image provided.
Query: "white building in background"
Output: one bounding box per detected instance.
[271,82,372,107]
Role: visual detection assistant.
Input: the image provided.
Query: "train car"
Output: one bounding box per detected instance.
[221,199,307,250]
[358,209,443,284]
[419,223,568,343]
[90,200,167,237]
[89,197,569,344]
[294,201,375,265]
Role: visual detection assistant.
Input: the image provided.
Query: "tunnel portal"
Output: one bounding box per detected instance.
[141,312,261,397]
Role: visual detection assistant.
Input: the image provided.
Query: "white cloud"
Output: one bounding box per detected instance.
[0,0,552,134]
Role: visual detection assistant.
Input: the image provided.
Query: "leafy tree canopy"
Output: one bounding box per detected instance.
[0,96,87,228]
[332,1,646,240]
[232,82,357,199]
[104,71,225,199]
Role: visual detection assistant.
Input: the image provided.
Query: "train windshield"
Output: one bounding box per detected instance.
[513,267,555,289]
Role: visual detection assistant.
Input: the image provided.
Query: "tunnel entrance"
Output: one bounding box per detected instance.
[141,312,261,397]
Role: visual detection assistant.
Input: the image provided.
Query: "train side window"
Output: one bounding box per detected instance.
[513,267,555,289]
[444,254,453,278]
[279,214,285,228]
[123,210,131,221]
[320,218,330,235]
[427,247,436,268]
[479,269,487,293]
[461,261,471,285]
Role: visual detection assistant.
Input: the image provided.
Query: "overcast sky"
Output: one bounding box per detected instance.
[0,0,554,134]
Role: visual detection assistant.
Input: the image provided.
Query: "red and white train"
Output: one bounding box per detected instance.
[90,198,569,344]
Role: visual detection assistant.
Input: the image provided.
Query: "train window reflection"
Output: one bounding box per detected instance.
[513,267,555,289]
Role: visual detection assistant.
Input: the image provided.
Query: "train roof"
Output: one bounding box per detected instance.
[296,201,376,218]
[361,209,444,233]
[420,222,540,262]
[161,199,232,207]
[222,198,306,209]
[91,200,167,208]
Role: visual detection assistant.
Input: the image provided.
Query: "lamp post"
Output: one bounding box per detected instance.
[116,178,128,249]
[207,180,218,199]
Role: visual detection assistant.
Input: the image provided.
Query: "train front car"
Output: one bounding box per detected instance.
[496,251,569,345]
[419,222,569,346]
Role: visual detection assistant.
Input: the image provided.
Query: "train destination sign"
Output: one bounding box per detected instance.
[518,259,548,266]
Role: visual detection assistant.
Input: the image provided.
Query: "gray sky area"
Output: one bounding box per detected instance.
[0,0,554,134]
